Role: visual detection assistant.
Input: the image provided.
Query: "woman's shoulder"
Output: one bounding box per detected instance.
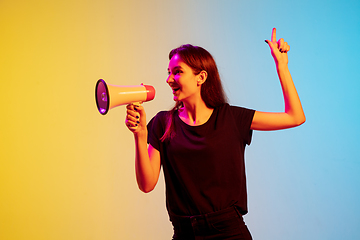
[216,103,250,111]
[216,103,255,118]
[218,103,254,111]
[148,110,170,128]
[154,110,170,120]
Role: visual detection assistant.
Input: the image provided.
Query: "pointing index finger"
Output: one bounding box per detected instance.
[271,28,277,43]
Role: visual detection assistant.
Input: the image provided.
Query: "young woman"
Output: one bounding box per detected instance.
[125,28,305,240]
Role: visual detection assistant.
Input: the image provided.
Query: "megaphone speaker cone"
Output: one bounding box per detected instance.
[95,79,110,115]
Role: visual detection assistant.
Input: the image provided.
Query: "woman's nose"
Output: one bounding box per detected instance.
[166,74,173,84]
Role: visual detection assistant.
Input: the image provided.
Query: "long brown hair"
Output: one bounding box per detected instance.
[160,44,228,141]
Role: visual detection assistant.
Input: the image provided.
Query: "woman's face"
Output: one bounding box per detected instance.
[166,54,202,103]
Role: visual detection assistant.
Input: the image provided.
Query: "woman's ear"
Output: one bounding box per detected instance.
[197,70,208,86]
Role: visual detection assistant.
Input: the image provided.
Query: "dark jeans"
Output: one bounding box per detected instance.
[170,206,253,240]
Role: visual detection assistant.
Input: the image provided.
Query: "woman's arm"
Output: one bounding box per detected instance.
[251,28,306,131]
[126,104,161,193]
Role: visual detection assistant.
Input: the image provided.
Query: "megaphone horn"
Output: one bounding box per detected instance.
[95,79,155,115]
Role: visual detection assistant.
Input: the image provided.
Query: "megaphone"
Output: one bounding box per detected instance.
[95,79,155,115]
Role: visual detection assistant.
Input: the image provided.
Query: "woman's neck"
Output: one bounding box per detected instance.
[178,100,213,126]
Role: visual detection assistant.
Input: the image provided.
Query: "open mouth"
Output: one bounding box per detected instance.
[172,87,180,93]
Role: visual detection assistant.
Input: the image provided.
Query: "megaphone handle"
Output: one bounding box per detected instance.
[128,102,142,131]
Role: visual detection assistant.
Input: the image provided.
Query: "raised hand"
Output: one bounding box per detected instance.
[265,28,290,66]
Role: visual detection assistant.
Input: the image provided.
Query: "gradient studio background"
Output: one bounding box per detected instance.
[1,0,359,239]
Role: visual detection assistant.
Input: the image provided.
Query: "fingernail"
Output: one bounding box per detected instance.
[137,121,140,124]
[136,115,139,119]
[264,40,268,44]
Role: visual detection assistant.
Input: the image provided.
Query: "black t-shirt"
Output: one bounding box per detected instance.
[147,103,255,216]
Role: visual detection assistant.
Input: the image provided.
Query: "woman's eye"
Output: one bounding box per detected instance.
[168,69,182,75]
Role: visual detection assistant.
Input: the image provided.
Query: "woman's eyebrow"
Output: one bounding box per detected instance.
[168,66,182,72]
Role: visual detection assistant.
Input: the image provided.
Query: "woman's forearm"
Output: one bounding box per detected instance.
[134,131,160,193]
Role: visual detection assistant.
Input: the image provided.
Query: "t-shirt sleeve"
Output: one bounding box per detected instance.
[229,105,255,145]
[147,111,166,150]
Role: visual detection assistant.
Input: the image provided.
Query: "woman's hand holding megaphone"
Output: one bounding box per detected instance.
[125,103,147,134]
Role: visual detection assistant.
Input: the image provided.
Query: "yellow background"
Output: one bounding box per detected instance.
[1,0,174,239]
